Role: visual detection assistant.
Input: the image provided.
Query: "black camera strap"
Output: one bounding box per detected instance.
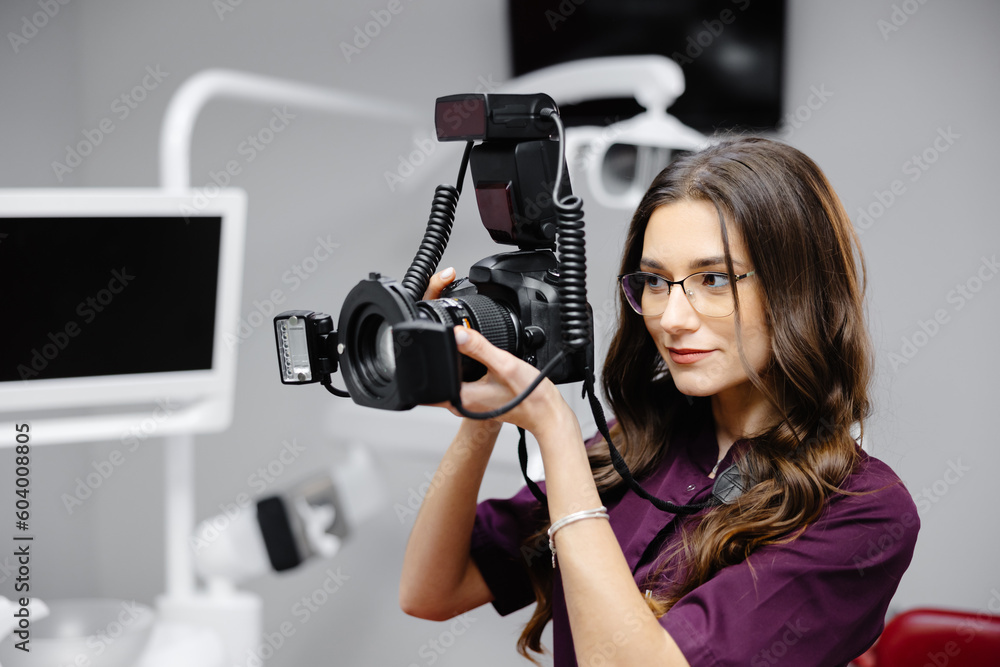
[516,426,548,511]
[515,358,749,517]
[582,370,739,515]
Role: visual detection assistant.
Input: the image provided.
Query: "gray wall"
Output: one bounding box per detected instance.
[1,0,997,665]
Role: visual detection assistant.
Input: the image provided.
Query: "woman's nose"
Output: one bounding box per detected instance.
[657,287,700,333]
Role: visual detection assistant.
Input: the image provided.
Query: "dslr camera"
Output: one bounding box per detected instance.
[273,92,594,414]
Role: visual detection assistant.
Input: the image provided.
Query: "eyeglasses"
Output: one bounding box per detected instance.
[618,270,757,318]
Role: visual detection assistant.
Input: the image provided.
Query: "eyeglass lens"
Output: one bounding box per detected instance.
[621,272,737,318]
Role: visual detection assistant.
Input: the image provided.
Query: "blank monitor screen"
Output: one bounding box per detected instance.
[1,216,222,382]
[508,0,786,133]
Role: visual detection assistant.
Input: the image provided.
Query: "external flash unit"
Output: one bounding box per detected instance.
[275,311,337,385]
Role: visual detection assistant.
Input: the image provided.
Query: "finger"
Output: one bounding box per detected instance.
[421,267,456,300]
[453,326,524,380]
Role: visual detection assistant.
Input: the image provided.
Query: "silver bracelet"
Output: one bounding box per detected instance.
[547,506,609,568]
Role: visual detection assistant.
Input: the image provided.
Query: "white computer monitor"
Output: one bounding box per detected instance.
[0,188,246,445]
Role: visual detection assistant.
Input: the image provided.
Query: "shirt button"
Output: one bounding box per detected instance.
[686,484,696,491]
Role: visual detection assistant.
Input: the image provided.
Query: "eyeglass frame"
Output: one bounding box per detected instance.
[617,269,757,318]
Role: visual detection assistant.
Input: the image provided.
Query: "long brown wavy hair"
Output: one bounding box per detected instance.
[515,136,875,662]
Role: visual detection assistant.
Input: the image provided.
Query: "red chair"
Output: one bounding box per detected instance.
[851,608,1000,666]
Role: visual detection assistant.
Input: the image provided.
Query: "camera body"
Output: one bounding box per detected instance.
[274,92,593,412]
[332,250,591,411]
[456,250,586,384]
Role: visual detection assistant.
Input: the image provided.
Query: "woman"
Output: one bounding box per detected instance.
[399,136,919,666]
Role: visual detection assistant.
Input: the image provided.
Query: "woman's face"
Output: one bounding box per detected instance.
[639,199,771,401]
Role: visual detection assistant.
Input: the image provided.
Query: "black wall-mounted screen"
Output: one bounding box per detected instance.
[0,216,222,382]
[508,0,786,133]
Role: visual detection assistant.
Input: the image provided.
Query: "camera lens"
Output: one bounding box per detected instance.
[357,312,395,385]
[337,274,535,410]
[374,320,396,379]
[417,294,519,356]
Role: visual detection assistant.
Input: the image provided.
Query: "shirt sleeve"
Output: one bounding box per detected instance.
[659,457,920,667]
[470,480,548,616]
[469,425,612,616]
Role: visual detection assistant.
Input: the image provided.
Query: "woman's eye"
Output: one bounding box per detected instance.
[645,275,667,289]
[702,273,731,288]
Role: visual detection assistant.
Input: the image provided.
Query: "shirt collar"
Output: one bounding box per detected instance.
[682,395,753,477]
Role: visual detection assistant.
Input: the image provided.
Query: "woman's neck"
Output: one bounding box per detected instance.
[710,383,777,461]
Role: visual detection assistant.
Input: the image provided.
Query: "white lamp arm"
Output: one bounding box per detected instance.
[159,68,420,191]
[497,55,686,111]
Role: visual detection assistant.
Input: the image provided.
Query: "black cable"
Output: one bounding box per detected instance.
[454,111,588,421]
[399,141,474,302]
[400,185,459,301]
[529,109,718,516]
[322,378,350,398]
[542,109,590,351]
[442,134,572,422]
[453,348,566,420]
[455,140,473,195]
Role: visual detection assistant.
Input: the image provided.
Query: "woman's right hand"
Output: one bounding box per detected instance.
[422,267,456,300]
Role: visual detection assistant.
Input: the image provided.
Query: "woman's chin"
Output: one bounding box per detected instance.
[670,376,715,398]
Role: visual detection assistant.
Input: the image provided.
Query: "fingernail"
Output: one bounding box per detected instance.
[454,327,469,345]
[440,267,455,279]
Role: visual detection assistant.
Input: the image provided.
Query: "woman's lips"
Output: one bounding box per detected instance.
[668,348,714,364]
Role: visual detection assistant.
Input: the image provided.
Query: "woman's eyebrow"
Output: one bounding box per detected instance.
[640,256,747,271]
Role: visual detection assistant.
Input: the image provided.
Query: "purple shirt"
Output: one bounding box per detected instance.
[470,400,919,666]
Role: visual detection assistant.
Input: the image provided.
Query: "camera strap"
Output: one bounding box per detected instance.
[515,361,750,516]
[581,371,720,515]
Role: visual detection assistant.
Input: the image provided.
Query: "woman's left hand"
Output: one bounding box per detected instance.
[432,325,575,436]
